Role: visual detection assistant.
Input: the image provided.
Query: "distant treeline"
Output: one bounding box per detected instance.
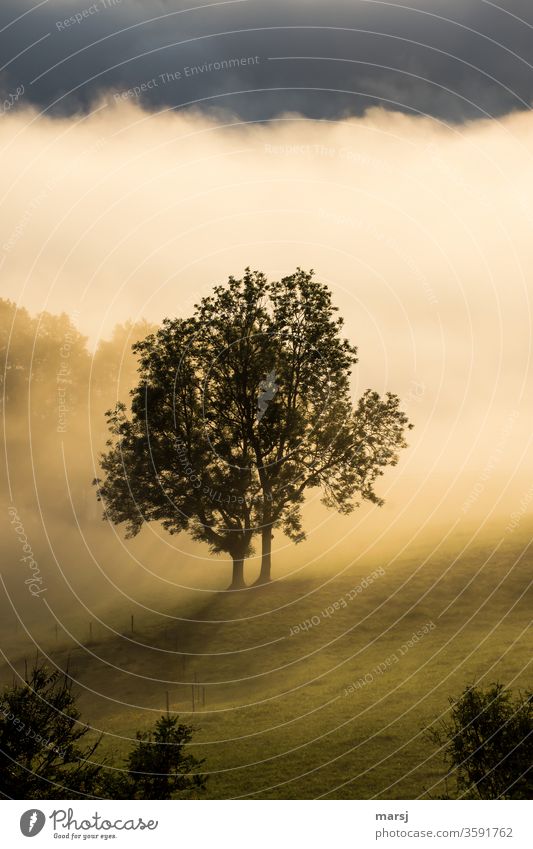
[0,298,156,517]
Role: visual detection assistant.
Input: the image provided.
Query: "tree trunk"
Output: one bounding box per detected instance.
[255,525,273,585]
[228,558,246,590]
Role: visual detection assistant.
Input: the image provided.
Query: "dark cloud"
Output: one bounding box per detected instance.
[1,0,533,121]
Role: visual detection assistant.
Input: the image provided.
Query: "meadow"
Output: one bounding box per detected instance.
[2,523,530,799]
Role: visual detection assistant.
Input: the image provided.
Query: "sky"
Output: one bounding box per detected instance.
[1,0,532,597]
[1,1,533,121]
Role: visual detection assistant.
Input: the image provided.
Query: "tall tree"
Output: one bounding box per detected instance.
[96,269,412,587]
[95,316,262,588]
[193,269,412,584]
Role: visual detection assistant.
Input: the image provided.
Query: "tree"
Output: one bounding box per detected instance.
[0,661,104,799]
[95,315,262,588]
[427,683,532,799]
[0,660,207,800]
[127,714,206,799]
[96,268,412,587]
[192,269,412,583]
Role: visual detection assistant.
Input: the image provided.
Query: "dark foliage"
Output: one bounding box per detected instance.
[427,683,532,799]
[0,662,206,800]
[0,661,103,799]
[127,714,206,799]
[95,268,412,585]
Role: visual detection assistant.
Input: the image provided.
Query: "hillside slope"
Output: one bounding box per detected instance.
[2,529,531,799]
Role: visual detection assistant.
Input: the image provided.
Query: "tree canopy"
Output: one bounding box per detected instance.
[96,268,412,587]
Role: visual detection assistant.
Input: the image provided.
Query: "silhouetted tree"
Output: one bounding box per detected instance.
[193,269,412,583]
[0,661,103,799]
[96,269,412,586]
[427,683,532,799]
[95,315,262,588]
[0,660,207,800]
[127,714,206,799]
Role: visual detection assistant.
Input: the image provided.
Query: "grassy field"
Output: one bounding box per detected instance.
[1,526,531,799]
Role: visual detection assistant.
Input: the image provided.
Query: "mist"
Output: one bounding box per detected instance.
[1,100,532,642]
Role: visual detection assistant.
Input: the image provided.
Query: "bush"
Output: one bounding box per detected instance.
[427,683,532,799]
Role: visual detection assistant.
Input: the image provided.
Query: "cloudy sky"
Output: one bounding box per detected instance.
[1,0,532,553]
[1,0,533,121]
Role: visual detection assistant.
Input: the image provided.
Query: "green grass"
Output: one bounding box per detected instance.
[2,527,531,799]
